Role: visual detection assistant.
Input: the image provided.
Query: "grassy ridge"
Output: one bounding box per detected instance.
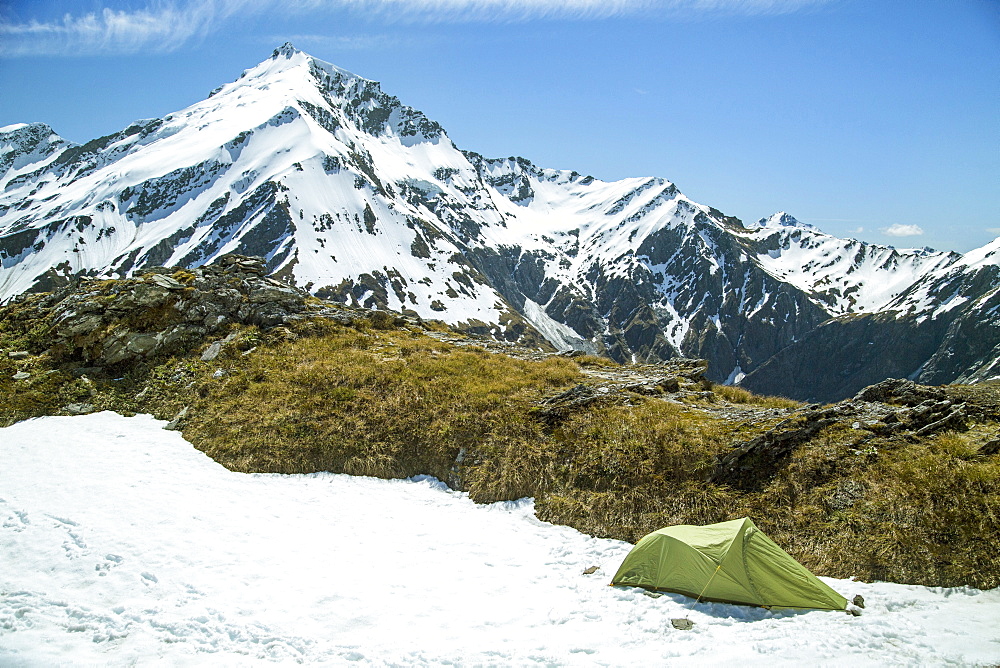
[3,313,998,589]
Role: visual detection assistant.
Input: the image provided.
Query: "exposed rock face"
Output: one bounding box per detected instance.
[533,357,713,424]
[714,377,971,490]
[0,255,314,367]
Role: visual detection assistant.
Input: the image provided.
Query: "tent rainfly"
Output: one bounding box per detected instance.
[611,517,847,610]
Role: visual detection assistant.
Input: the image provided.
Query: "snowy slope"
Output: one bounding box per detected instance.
[2,412,999,666]
[744,212,959,315]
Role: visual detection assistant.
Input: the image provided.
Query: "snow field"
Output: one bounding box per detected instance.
[2,412,999,666]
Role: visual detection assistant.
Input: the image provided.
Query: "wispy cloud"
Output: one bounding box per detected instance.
[882,223,924,238]
[0,0,832,56]
[330,0,831,21]
[0,3,224,56]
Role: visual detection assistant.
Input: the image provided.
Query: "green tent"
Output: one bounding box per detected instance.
[611,517,847,610]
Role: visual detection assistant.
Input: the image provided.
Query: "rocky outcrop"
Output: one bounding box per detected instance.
[0,255,314,367]
[714,377,971,490]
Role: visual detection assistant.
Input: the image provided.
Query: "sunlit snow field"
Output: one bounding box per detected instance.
[2,412,999,666]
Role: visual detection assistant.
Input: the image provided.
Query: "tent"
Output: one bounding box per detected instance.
[610,517,847,610]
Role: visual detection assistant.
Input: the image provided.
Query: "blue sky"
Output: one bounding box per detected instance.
[1,0,997,253]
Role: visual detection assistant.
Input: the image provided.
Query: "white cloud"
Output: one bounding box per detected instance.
[987,227,1000,236]
[0,4,223,56]
[302,0,832,21]
[0,0,833,56]
[881,223,925,238]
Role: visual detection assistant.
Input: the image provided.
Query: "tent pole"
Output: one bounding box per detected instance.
[693,564,722,606]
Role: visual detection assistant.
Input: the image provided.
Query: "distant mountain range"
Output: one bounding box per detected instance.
[2,43,997,401]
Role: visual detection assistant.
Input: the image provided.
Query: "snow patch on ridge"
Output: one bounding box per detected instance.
[521,297,593,352]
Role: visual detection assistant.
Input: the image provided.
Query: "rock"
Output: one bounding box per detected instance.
[12,371,30,380]
[7,351,29,360]
[659,377,681,393]
[625,376,681,395]
[914,405,967,436]
[164,406,189,431]
[201,341,223,362]
[213,369,226,379]
[671,618,694,630]
[852,594,866,609]
[854,378,948,406]
[582,566,599,575]
[1,253,315,368]
[63,403,95,415]
[148,274,187,290]
[141,266,172,276]
[659,358,709,383]
[125,333,160,356]
[979,438,1000,456]
[535,383,624,424]
[714,409,839,489]
[58,312,104,337]
[130,282,172,307]
[248,284,301,305]
[249,302,291,327]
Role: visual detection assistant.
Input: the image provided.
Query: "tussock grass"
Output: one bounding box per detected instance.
[711,383,802,409]
[529,402,741,542]
[539,483,739,542]
[744,426,1000,589]
[574,354,619,368]
[182,322,580,491]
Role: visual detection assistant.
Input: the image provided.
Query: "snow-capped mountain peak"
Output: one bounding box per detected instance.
[755,211,817,231]
[1,45,997,400]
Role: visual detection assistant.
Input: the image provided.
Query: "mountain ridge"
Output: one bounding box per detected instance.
[1,43,997,401]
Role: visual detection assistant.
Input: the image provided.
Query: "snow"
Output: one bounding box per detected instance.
[959,236,1000,271]
[2,413,999,666]
[521,297,594,352]
[754,211,818,231]
[745,217,957,315]
[724,364,746,385]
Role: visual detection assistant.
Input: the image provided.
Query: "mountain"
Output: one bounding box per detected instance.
[1,43,997,400]
[739,235,1000,401]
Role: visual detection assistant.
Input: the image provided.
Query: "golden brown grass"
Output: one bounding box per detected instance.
[181,322,580,490]
[711,383,802,409]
